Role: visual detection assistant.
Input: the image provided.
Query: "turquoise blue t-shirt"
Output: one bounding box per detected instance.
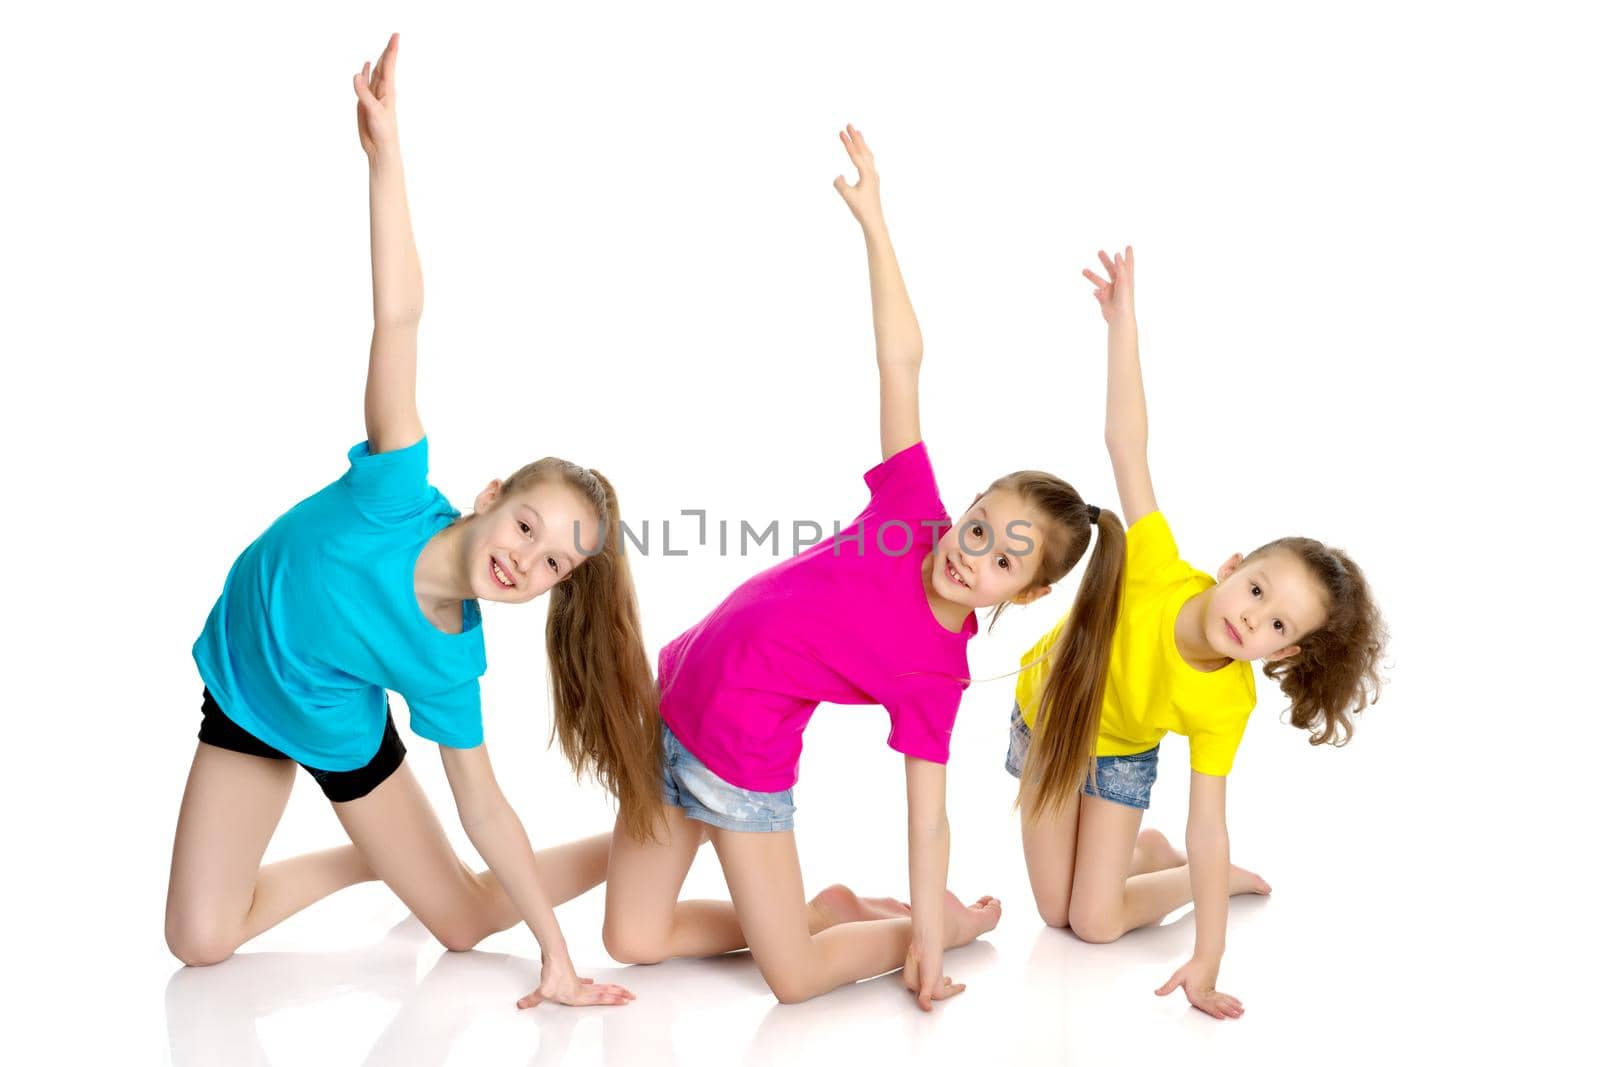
[193,436,488,770]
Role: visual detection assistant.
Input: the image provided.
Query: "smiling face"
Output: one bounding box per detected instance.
[1205,549,1330,662]
[927,487,1056,610]
[463,477,602,603]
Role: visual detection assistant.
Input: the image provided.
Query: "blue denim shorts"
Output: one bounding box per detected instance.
[1004,702,1159,810]
[659,721,796,833]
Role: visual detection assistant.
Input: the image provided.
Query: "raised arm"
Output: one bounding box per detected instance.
[1084,247,1158,525]
[353,34,425,455]
[439,745,633,1007]
[1154,770,1244,1019]
[833,125,923,461]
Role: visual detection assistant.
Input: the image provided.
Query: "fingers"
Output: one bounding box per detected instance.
[354,62,377,106]
[516,990,545,1010]
[576,983,635,1006]
[1154,971,1182,996]
[837,123,875,174]
[381,32,399,88]
[1083,268,1112,289]
[846,123,872,158]
[1098,249,1115,276]
[833,174,851,199]
[917,974,964,1011]
[587,983,636,1002]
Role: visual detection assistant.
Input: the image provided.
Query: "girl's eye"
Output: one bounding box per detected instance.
[519,522,532,536]
[1273,620,1285,632]
[997,556,1010,570]
[547,557,559,573]
[1251,584,1262,597]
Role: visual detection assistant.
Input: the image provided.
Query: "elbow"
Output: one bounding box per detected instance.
[1104,432,1148,458]
[457,795,509,840]
[877,348,923,373]
[1184,822,1229,856]
[908,808,950,842]
[375,309,423,332]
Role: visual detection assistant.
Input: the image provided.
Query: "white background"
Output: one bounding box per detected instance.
[3,1,1595,1063]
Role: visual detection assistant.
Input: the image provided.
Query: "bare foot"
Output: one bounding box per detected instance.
[1228,864,1272,896]
[943,890,1003,947]
[1134,828,1186,872]
[808,883,914,931]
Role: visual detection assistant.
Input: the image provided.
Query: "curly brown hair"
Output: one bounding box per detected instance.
[1246,537,1388,747]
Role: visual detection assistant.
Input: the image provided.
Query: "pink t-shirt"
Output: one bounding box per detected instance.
[657,442,978,792]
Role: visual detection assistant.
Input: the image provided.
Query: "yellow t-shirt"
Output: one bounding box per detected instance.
[1014,511,1256,777]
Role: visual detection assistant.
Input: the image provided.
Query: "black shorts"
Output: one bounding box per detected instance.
[197,688,407,803]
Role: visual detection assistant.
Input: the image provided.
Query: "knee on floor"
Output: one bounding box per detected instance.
[1066,905,1124,945]
[601,923,669,966]
[165,918,239,968]
[427,916,489,953]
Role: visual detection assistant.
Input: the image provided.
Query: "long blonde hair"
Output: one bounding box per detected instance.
[503,458,663,842]
[986,472,1127,818]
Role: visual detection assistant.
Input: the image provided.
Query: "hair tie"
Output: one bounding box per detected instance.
[1086,505,1100,524]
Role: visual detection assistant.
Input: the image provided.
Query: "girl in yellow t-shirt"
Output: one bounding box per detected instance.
[1006,247,1387,1020]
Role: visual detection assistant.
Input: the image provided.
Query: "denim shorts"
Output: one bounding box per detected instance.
[659,721,796,833]
[1004,702,1159,810]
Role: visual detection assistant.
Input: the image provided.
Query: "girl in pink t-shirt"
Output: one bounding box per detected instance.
[591,127,1131,1009]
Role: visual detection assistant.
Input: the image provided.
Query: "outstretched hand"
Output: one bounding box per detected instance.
[516,968,636,1009]
[354,32,401,158]
[1155,957,1243,1020]
[1083,246,1135,324]
[833,124,884,228]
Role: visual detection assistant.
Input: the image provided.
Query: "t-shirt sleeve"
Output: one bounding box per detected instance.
[1124,511,1190,600]
[404,678,485,750]
[1188,719,1247,777]
[884,682,962,765]
[860,441,947,531]
[342,436,438,526]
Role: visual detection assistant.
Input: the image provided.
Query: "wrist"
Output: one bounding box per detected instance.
[366,143,405,175]
[538,941,574,972]
[859,215,890,242]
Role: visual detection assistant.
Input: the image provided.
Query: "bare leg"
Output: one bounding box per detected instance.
[1018,780,1085,928]
[1129,828,1186,875]
[165,743,378,966]
[601,806,912,964]
[1067,796,1270,943]
[709,826,1000,1004]
[331,763,610,951]
[464,832,615,936]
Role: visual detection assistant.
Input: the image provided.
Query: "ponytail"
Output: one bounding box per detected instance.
[1018,509,1126,817]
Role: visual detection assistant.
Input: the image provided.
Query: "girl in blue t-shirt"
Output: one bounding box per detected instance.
[164,35,654,1009]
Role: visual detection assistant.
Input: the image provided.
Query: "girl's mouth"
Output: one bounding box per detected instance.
[945,556,968,589]
[491,557,516,589]
[1224,619,1242,644]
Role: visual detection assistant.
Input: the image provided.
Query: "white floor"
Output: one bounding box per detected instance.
[41,693,1573,1066]
[7,3,1594,1063]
